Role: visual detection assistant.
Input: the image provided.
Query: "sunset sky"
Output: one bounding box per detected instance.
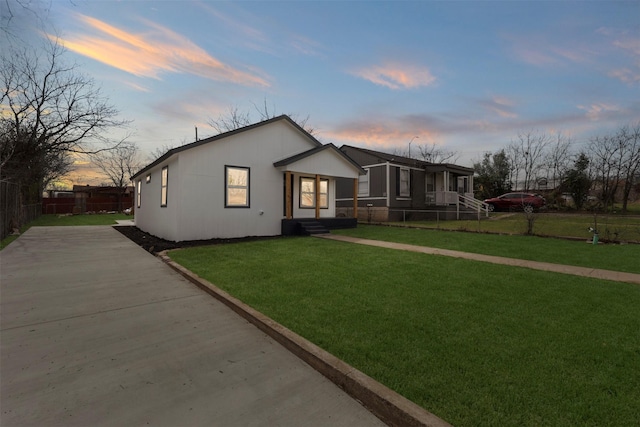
[5,0,640,185]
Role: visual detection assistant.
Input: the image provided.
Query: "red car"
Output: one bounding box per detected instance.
[483,192,546,213]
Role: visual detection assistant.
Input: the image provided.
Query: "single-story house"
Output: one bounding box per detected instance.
[131,115,364,242]
[335,145,481,221]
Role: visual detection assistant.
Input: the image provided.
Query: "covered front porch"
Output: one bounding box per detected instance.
[424,164,475,206]
[273,143,364,235]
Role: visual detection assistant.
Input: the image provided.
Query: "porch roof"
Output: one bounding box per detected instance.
[425,163,474,175]
[273,143,365,177]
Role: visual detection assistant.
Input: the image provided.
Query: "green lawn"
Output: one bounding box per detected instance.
[0,213,129,250]
[391,212,640,242]
[333,224,640,274]
[169,237,640,427]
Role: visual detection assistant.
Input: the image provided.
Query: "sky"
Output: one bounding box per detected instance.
[4,0,640,186]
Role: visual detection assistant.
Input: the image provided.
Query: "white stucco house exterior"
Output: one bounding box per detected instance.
[131,115,364,242]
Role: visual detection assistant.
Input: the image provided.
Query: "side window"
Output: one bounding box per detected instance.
[136,180,141,208]
[226,166,250,207]
[161,166,168,207]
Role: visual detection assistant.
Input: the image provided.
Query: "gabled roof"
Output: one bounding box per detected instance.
[132,115,321,180]
[274,143,365,174]
[340,145,474,173]
[340,145,431,168]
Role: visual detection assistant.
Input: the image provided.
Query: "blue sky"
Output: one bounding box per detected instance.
[7,1,640,183]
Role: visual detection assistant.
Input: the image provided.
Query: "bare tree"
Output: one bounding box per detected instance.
[416,142,459,163]
[590,124,640,212]
[507,131,552,191]
[208,105,253,134]
[589,133,622,210]
[617,124,640,212]
[91,142,141,212]
[207,99,316,136]
[543,133,573,189]
[146,144,176,163]
[0,37,128,205]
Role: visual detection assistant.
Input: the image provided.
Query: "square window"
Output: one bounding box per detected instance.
[226,166,249,207]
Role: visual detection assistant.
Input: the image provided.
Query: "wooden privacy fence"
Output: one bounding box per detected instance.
[42,196,133,214]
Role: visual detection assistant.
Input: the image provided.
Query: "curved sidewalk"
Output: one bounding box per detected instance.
[0,226,390,427]
[317,234,640,285]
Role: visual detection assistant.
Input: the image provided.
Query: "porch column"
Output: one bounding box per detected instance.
[315,174,320,219]
[353,178,358,219]
[285,171,292,219]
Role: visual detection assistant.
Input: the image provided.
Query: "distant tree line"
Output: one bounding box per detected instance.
[474,125,640,212]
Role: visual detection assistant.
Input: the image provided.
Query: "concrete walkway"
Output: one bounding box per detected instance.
[317,234,640,285]
[0,226,388,427]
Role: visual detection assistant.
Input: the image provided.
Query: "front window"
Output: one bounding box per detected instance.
[358,169,369,196]
[399,168,410,197]
[300,177,328,208]
[136,180,141,208]
[161,166,168,207]
[226,166,249,207]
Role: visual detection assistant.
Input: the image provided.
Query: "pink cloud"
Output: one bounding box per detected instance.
[54,14,269,87]
[351,62,436,89]
[577,103,621,120]
[480,96,518,119]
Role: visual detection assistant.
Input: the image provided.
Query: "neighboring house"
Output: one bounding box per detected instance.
[131,115,364,242]
[336,145,480,221]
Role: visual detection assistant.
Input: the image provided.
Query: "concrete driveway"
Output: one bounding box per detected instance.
[1,226,385,426]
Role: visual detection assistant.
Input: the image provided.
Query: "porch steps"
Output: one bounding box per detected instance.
[297,220,330,235]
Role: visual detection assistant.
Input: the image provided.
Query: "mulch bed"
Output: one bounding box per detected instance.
[114,225,281,253]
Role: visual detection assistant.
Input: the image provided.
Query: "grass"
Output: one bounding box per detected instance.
[333,224,640,274]
[391,211,640,242]
[169,237,640,427]
[0,213,129,250]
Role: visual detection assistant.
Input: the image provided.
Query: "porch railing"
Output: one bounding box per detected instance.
[457,193,490,219]
[426,191,462,205]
